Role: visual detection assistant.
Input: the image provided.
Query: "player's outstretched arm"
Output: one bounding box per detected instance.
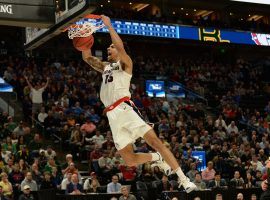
[101,15,132,74]
[82,49,105,73]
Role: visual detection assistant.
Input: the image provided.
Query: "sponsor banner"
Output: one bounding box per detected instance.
[0,3,54,23]
[167,81,185,98]
[0,0,54,6]
[84,19,270,46]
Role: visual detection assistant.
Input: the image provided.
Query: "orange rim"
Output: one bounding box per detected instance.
[84,14,102,19]
[62,14,101,32]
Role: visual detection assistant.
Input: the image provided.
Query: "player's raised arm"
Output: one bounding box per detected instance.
[82,49,105,73]
[101,15,132,74]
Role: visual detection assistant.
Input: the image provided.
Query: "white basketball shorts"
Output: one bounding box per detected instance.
[106,102,152,150]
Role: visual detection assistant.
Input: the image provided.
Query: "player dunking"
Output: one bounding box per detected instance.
[82,15,197,193]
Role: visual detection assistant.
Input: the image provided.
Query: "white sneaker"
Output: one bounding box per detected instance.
[155,152,173,176]
[179,178,197,193]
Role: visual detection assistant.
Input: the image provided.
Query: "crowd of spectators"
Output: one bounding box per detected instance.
[96,6,270,34]
[0,47,269,200]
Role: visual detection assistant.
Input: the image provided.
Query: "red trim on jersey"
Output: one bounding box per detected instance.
[103,96,130,114]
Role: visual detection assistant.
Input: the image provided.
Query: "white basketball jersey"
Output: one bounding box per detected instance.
[100,61,132,107]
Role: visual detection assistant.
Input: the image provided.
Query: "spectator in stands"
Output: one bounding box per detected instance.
[227,121,239,135]
[0,186,7,200]
[111,152,124,166]
[158,119,169,133]
[91,130,105,148]
[244,172,256,188]
[251,194,257,200]
[193,173,206,191]
[37,107,48,124]
[4,116,17,134]
[44,145,56,160]
[230,171,245,188]
[201,161,215,183]
[119,185,137,200]
[69,126,83,159]
[254,170,263,187]
[98,150,113,178]
[44,157,58,174]
[61,172,72,190]
[28,133,42,158]
[21,172,38,192]
[186,163,198,182]
[40,171,56,190]
[208,172,227,189]
[72,102,84,116]
[90,144,102,173]
[83,172,100,192]
[66,173,83,195]
[13,121,25,137]
[80,118,96,136]
[63,163,82,184]
[157,174,173,192]
[264,101,270,114]
[152,166,163,181]
[237,193,244,200]
[24,75,49,127]
[216,194,223,200]
[215,115,227,129]
[62,154,73,174]
[31,162,42,187]
[0,172,12,199]
[9,163,24,199]
[18,185,34,200]
[107,175,121,193]
[119,164,137,183]
[251,155,264,173]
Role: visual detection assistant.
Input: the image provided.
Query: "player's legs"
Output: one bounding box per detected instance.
[143,129,197,193]
[118,144,152,166]
[143,129,179,171]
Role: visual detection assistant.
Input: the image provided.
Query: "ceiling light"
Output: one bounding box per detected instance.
[248,14,251,16]
[181,8,184,10]
[100,4,103,7]
[194,9,197,11]
[173,11,176,15]
[186,13,189,16]
[107,0,110,3]
[129,2,132,5]
[230,12,233,15]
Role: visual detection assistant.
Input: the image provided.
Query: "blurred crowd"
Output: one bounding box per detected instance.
[96,6,270,34]
[0,50,269,200]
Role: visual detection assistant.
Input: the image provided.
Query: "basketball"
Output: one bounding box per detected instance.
[73,35,94,51]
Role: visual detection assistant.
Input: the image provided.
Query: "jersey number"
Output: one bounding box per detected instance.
[105,74,113,84]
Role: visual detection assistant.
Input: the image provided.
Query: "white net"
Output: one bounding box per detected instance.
[67,21,104,39]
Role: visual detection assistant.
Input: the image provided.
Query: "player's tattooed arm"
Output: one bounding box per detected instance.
[82,50,105,73]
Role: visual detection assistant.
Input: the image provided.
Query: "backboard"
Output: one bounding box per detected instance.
[24,0,96,50]
[0,0,55,28]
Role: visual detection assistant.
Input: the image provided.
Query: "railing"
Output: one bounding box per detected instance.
[33,188,263,200]
[0,91,17,117]
[167,80,208,106]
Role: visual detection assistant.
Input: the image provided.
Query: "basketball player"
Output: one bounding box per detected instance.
[81,15,196,193]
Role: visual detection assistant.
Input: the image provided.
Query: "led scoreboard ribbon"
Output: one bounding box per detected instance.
[79,18,270,46]
[96,20,179,39]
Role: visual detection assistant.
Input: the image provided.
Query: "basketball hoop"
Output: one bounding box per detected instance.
[65,14,104,39]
